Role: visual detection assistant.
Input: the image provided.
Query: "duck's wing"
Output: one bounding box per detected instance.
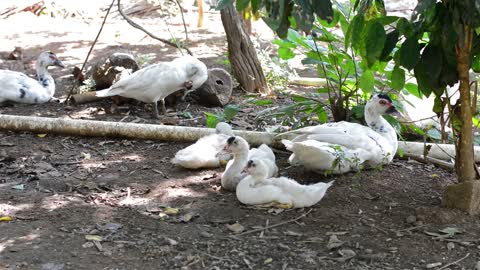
[171,134,229,169]
[236,177,292,206]
[96,63,185,101]
[248,144,275,161]
[0,70,47,103]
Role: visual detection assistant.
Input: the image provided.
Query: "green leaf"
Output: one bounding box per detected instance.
[215,0,234,10]
[374,0,386,15]
[399,38,421,70]
[351,104,365,120]
[278,47,295,60]
[345,14,364,50]
[359,69,375,93]
[390,66,405,90]
[251,0,262,13]
[383,114,401,134]
[236,0,250,12]
[408,124,425,136]
[224,105,240,121]
[204,112,222,128]
[439,227,462,236]
[380,29,399,61]
[316,106,329,123]
[363,21,386,67]
[473,55,480,73]
[272,39,296,49]
[376,16,399,25]
[433,96,444,114]
[253,99,274,106]
[404,82,422,98]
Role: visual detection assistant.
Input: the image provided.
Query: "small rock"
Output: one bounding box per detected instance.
[475,261,480,270]
[365,249,373,254]
[338,249,356,259]
[41,263,64,270]
[200,231,212,238]
[406,215,416,224]
[447,242,455,251]
[82,242,94,248]
[326,234,344,250]
[278,243,290,250]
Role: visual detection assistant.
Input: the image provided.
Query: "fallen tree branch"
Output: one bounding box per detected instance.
[117,0,192,56]
[65,0,116,102]
[399,153,454,171]
[0,114,277,147]
[235,209,313,236]
[397,141,480,162]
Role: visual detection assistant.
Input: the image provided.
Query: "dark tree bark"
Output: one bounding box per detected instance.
[220,4,270,94]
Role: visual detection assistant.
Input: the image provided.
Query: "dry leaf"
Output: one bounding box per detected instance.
[81,152,91,160]
[226,222,245,233]
[0,216,13,222]
[164,207,179,215]
[284,230,302,236]
[85,235,103,242]
[263,258,273,264]
[179,213,194,222]
[37,134,47,138]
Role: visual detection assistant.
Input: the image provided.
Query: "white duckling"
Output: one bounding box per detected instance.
[0,51,64,104]
[236,159,334,208]
[95,55,208,118]
[171,122,234,169]
[221,136,278,191]
[281,94,399,174]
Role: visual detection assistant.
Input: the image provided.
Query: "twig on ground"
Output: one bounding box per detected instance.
[236,209,313,236]
[437,253,470,270]
[65,0,115,102]
[117,0,192,55]
[400,153,454,171]
[396,225,425,233]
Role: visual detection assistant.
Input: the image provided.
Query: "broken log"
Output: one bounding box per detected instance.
[0,114,277,147]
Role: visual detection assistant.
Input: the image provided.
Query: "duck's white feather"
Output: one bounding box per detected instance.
[95,55,208,104]
[0,51,63,104]
[171,122,233,169]
[236,159,333,208]
[221,136,277,191]
[281,95,398,174]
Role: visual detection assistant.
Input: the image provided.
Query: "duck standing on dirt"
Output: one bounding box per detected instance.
[236,158,334,208]
[281,94,399,174]
[171,122,234,169]
[95,55,208,118]
[0,51,64,104]
[221,136,278,191]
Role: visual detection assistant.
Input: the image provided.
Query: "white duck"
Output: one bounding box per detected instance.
[171,122,234,169]
[236,159,334,208]
[221,136,278,191]
[281,94,399,174]
[95,55,208,118]
[0,51,64,104]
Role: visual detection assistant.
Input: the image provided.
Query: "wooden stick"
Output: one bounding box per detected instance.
[437,253,470,270]
[400,153,454,171]
[0,114,278,147]
[236,209,313,236]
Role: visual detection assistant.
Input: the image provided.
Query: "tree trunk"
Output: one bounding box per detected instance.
[443,25,480,215]
[220,4,270,94]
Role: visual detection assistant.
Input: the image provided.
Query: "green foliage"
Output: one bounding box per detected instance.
[205,105,240,128]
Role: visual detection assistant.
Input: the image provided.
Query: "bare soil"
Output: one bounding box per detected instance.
[1,5,480,270]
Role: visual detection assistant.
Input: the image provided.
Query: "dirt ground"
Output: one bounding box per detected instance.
[1,3,480,270]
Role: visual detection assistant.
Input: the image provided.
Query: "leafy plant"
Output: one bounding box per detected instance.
[205,105,240,128]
